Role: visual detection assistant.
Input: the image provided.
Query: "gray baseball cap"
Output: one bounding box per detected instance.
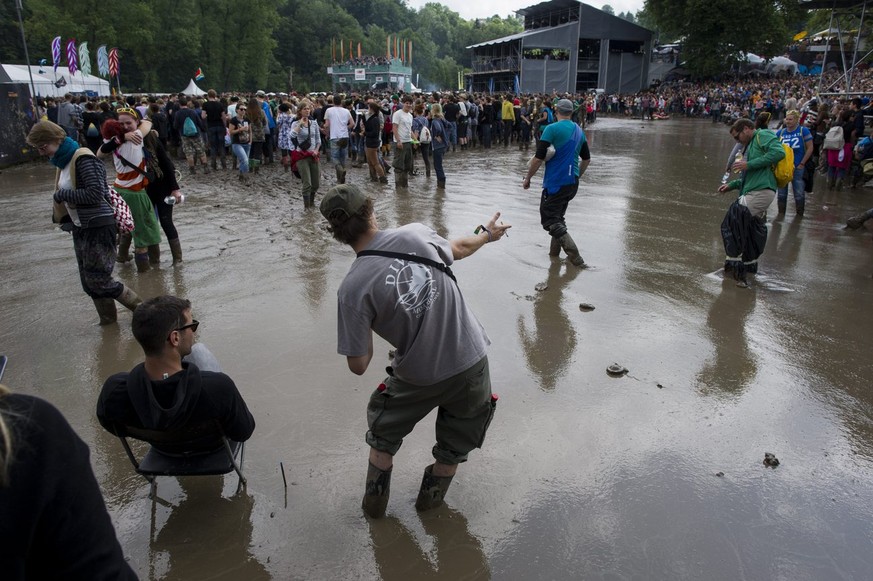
[555,99,575,114]
[320,184,370,222]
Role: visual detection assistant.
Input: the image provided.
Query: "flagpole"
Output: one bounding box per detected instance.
[14,0,38,107]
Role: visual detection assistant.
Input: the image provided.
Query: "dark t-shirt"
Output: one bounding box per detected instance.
[444,102,459,122]
[229,117,250,145]
[204,100,225,128]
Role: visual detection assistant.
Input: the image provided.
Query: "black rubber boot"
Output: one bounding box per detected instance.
[847,210,873,229]
[147,244,161,265]
[436,179,446,189]
[395,171,407,189]
[134,252,151,273]
[414,464,454,512]
[93,298,117,325]
[558,233,587,268]
[168,238,183,264]
[117,232,133,263]
[795,201,805,217]
[549,236,562,257]
[777,200,787,215]
[362,463,392,518]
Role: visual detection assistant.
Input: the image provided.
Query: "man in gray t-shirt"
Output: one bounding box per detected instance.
[321,184,510,518]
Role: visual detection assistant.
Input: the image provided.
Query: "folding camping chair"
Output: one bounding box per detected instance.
[111,419,246,498]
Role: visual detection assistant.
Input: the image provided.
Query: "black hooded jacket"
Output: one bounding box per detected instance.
[97,362,255,446]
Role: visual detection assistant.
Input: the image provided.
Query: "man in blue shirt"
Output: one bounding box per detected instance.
[522,99,591,267]
[776,109,813,216]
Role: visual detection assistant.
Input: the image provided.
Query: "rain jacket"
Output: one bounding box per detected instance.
[727,129,785,195]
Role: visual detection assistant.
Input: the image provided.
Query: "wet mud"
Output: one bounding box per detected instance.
[2,118,873,579]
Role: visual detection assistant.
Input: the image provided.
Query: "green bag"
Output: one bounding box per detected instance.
[182,116,199,137]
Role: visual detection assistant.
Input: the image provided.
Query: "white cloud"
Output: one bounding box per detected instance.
[404,0,646,20]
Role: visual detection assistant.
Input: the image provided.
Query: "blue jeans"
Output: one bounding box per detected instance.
[330,138,349,168]
[432,147,446,180]
[447,122,457,147]
[232,143,250,174]
[777,167,805,205]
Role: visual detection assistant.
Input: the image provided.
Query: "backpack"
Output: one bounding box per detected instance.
[823,125,845,151]
[855,136,873,160]
[182,115,199,137]
[419,124,432,144]
[762,131,794,189]
[545,107,554,124]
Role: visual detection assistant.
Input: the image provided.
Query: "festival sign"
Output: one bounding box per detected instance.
[354,68,366,81]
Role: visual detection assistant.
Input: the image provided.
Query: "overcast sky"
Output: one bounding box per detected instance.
[405,0,646,20]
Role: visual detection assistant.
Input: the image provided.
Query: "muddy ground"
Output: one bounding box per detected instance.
[1,117,872,580]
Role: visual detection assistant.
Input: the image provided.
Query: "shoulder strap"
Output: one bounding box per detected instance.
[114,150,148,177]
[356,249,457,284]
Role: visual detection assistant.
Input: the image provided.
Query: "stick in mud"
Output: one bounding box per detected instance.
[280,461,288,489]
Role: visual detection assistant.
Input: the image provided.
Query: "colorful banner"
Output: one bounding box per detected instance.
[78,42,91,76]
[386,35,390,58]
[195,67,205,81]
[409,41,412,66]
[51,36,61,72]
[97,45,109,77]
[66,39,78,76]
[358,42,361,59]
[108,47,119,78]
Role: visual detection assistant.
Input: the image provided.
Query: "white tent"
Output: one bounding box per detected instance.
[182,79,206,96]
[766,56,799,75]
[0,64,111,97]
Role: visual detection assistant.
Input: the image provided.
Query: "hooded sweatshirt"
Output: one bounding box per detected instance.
[97,362,255,449]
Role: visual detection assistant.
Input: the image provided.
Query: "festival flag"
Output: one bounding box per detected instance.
[97,45,109,77]
[66,39,78,76]
[349,40,353,61]
[386,35,390,58]
[408,40,412,66]
[332,38,335,61]
[395,36,398,60]
[340,39,344,61]
[79,42,91,76]
[51,36,61,72]
[108,48,119,78]
[195,67,205,81]
[358,42,361,59]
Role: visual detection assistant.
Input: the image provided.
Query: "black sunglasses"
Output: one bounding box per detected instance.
[175,319,200,333]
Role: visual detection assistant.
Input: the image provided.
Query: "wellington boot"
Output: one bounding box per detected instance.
[414,464,454,512]
[189,165,197,176]
[827,175,836,189]
[203,164,211,175]
[549,236,562,257]
[134,252,151,273]
[221,160,227,170]
[362,463,392,518]
[847,212,871,229]
[93,298,117,325]
[147,244,161,265]
[836,178,844,191]
[303,195,312,208]
[336,166,346,184]
[426,168,431,178]
[211,159,218,171]
[168,238,183,264]
[437,179,446,189]
[777,200,787,215]
[379,176,389,184]
[559,233,587,268]
[395,171,407,189]
[116,232,133,263]
[795,201,805,217]
[116,285,143,312]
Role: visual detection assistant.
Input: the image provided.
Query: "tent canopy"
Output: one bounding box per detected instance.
[0,64,110,97]
[182,79,206,96]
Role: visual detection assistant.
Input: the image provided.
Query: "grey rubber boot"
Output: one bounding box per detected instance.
[362,463,392,518]
[93,298,117,325]
[336,166,346,184]
[559,233,587,268]
[147,244,161,265]
[395,171,406,189]
[116,232,133,263]
[414,464,454,512]
[847,210,873,229]
[303,195,312,208]
[549,236,562,257]
[168,238,183,264]
[116,285,143,312]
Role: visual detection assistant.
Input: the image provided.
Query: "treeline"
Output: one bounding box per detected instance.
[1,0,521,93]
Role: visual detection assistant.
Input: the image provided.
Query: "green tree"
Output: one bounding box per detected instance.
[602,4,615,15]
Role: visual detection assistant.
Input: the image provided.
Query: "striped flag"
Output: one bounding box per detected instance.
[97,46,109,77]
[51,36,61,72]
[195,68,205,81]
[66,39,78,76]
[108,48,119,78]
[79,42,91,76]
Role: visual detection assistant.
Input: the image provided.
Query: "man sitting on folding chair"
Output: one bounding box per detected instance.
[97,295,255,493]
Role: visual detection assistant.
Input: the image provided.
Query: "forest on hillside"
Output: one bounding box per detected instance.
[1,0,522,92]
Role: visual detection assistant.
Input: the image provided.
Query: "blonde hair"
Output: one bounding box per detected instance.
[296,98,314,119]
[26,121,65,148]
[431,103,444,119]
[0,384,12,487]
